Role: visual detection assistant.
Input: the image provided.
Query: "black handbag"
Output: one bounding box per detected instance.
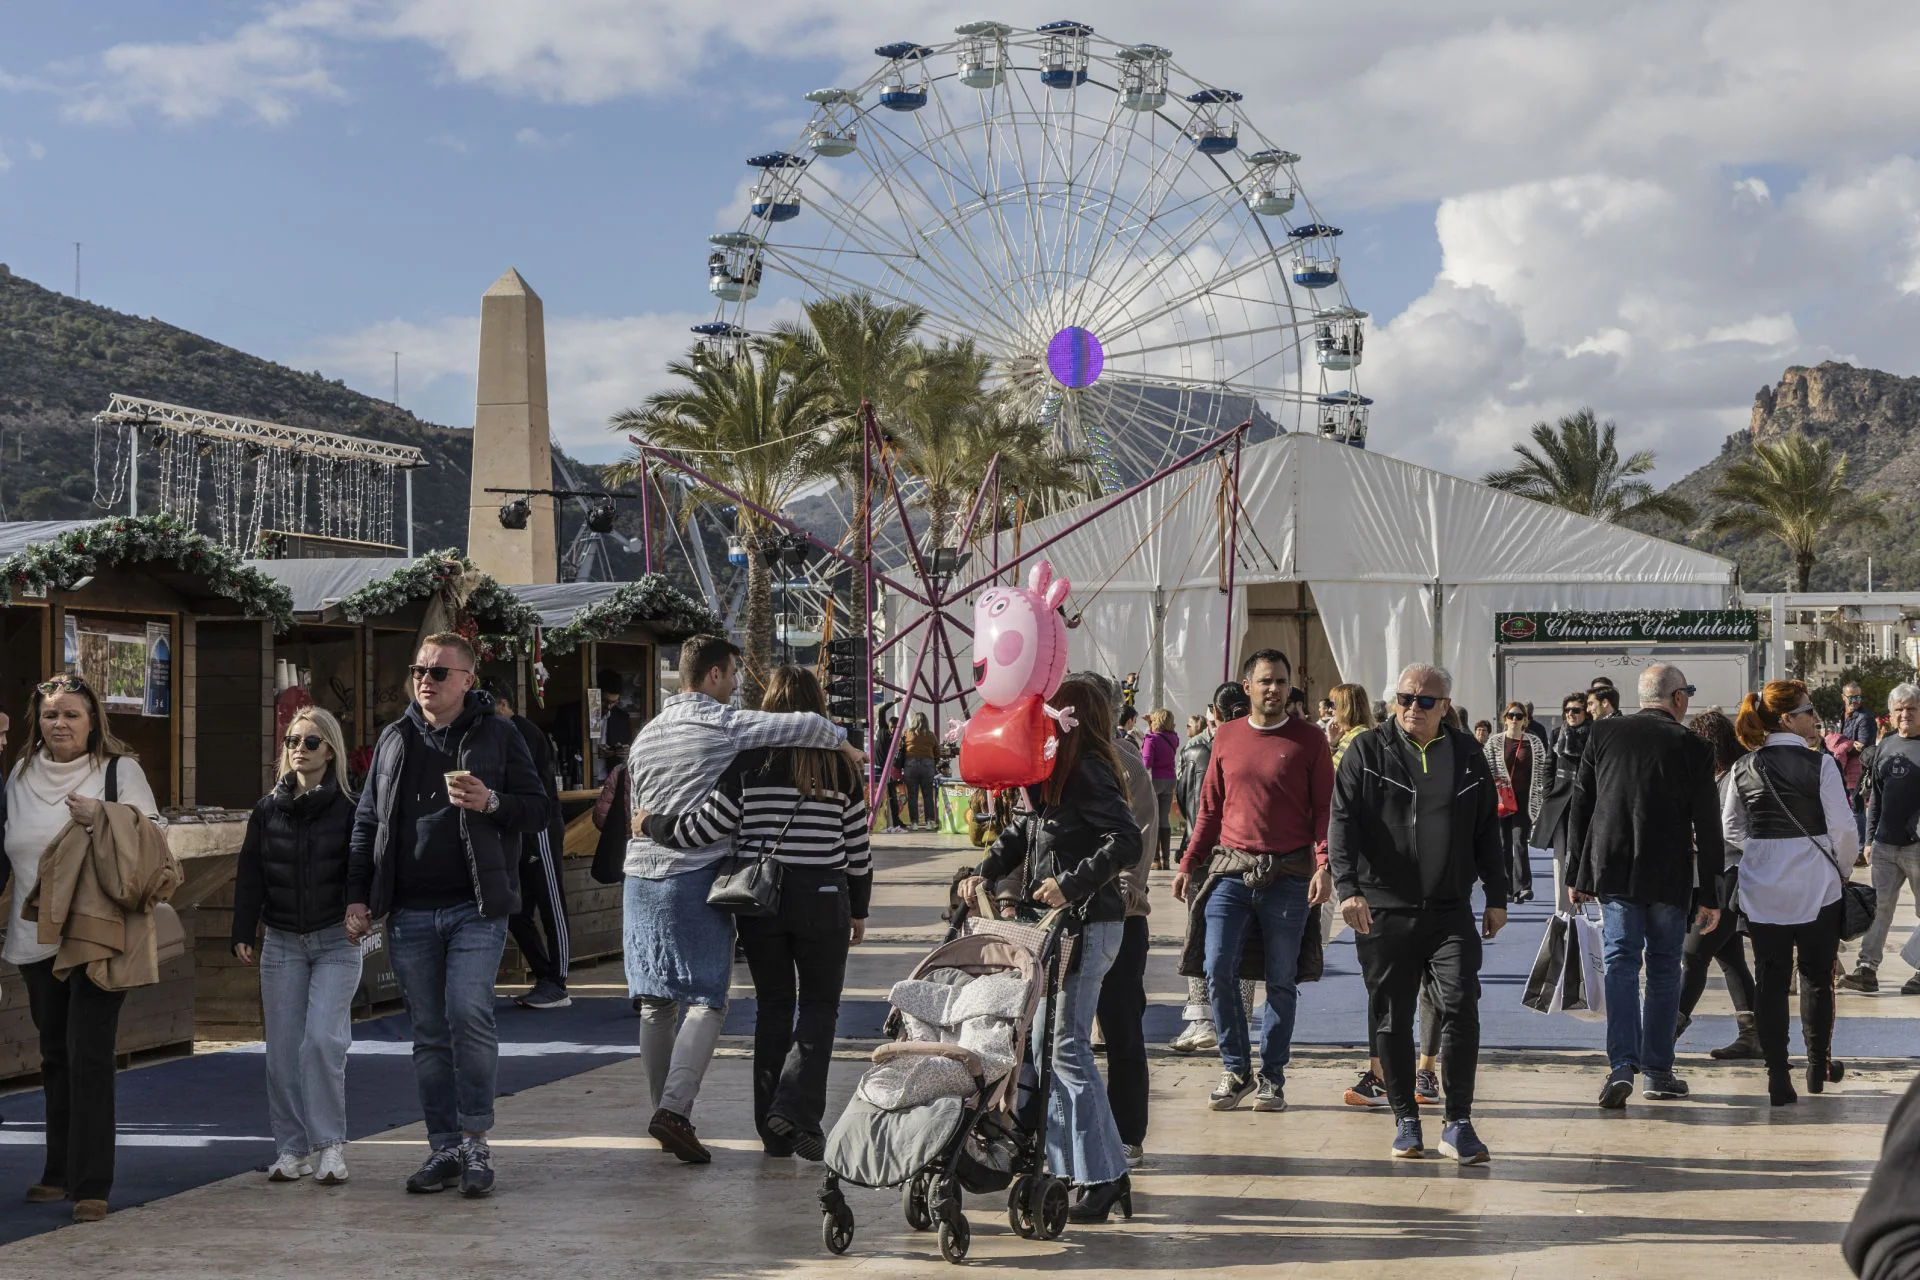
[706,811,797,917]
[1757,763,1877,942]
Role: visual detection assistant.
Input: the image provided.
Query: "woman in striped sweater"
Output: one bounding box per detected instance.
[637,665,871,1160]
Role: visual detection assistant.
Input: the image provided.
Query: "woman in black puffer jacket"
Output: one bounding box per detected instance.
[231,708,362,1186]
[960,677,1141,1225]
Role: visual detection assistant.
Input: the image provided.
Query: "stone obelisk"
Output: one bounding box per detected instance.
[466,267,557,583]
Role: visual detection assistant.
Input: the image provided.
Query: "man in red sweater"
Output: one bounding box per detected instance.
[1172,649,1334,1112]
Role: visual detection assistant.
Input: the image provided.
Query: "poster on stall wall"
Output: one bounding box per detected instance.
[144,622,172,718]
[62,616,78,671]
[71,617,147,711]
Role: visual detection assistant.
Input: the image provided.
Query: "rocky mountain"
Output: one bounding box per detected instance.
[0,263,669,583]
[1627,362,1920,592]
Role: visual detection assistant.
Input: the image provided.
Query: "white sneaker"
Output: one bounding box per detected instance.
[1172,1020,1218,1053]
[267,1154,311,1182]
[314,1144,349,1185]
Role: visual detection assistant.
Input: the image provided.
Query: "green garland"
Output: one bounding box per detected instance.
[336,549,540,659]
[544,575,726,655]
[0,514,295,631]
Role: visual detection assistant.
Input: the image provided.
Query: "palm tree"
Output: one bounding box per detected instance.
[1482,408,1695,524]
[1708,432,1892,591]
[780,292,927,429]
[609,339,838,705]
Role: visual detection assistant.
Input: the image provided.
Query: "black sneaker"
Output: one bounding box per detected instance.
[648,1108,712,1164]
[458,1138,495,1197]
[1643,1073,1689,1100]
[1598,1070,1633,1110]
[1414,1069,1441,1106]
[516,979,572,1009]
[404,1146,463,1194]
[1343,1071,1390,1108]
[1904,975,1920,997]
[1839,966,1878,994]
[765,1112,826,1162]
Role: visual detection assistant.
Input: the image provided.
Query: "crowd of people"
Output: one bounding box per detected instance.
[0,626,1914,1279]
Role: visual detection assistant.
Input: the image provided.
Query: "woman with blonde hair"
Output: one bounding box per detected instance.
[231,706,362,1184]
[5,674,162,1221]
[1142,708,1180,870]
[1327,683,1374,765]
[1722,680,1856,1106]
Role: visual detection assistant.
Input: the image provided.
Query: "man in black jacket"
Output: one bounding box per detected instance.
[345,633,550,1199]
[487,682,573,1011]
[1331,663,1506,1165]
[1567,663,1722,1109]
[1845,1070,1920,1279]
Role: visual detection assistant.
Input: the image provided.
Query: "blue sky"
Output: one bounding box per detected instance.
[3,3,1917,476]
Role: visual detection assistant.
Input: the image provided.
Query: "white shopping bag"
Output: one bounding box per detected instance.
[1901,925,1920,970]
[1566,905,1608,1023]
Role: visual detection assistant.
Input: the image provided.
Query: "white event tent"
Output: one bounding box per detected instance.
[903,433,1738,723]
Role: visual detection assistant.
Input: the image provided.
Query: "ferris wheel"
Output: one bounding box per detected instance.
[697,19,1372,490]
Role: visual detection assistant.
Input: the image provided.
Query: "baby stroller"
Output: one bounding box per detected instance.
[819,888,1076,1264]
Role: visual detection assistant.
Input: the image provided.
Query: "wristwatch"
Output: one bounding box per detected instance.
[483,789,501,815]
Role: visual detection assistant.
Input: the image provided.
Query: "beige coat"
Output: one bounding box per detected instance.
[25,802,181,990]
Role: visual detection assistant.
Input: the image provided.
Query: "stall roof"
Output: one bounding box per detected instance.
[511,577,726,653]
[245,557,413,616]
[0,521,94,559]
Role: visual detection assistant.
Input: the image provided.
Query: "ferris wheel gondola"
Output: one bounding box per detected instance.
[699,20,1372,488]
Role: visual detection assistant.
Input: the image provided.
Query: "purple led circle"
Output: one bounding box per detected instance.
[1046,326,1105,389]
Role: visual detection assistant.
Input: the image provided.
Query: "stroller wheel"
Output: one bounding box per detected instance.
[904,1176,933,1232]
[938,1215,971,1263]
[822,1209,854,1255]
[1007,1175,1037,1238]
[1035,1177,1070,1240]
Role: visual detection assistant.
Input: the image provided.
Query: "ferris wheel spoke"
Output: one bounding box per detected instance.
[1111,316,1312,361]
[1085,179,1255,337]
[923,84,1049,325]
[1059,79,1145,294]
[1072,107,1209,298]
[852,110,1042,348]
[1093,248,1282,348]
[766,247,1010,353]
[1107,368,1316,404]
[981,79,1054,337]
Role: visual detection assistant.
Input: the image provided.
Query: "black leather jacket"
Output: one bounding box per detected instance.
[975,752,1141,924]
[232,775,357,944]
[1173,730,1212,859]
[1731,746,1827,839]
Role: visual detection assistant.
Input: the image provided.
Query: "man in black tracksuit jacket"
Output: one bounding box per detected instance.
[1330,664,1507,1165]
[345,634,550,1199]
[486,682,573,1010]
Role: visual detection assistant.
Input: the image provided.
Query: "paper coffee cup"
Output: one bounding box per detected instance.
[444,770,472,791]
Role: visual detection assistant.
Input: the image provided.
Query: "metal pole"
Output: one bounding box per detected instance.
[128,430,138,518]
[404,469,415,557]
[862,405,877,796]
[639,463,655,575]
[1222,427,1244,683]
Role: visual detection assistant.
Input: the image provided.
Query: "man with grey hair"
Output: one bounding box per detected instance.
[1331,662,1505,1164]
[1843,682,1920,996]
[1568,662,1722,1110]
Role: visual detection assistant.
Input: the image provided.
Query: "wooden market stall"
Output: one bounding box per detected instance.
[0,516,297,1078]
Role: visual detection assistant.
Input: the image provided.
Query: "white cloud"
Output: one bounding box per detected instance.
[63,2,347,124]
[0,144,10,174]
[25,141,44,160]
[512,126,572,149]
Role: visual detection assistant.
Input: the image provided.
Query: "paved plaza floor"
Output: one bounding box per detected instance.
[0,831,1908,1277]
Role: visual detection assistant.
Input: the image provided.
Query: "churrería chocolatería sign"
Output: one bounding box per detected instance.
[1495,610,1760,645]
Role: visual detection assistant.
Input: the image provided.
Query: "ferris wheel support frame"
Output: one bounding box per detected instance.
[631,405,1250,814]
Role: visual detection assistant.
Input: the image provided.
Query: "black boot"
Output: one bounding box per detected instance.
[1709,1013,1763,1061]
[1768,1067,1797,1107]
[1803,985,1837,1095]
[1068,1174,1133,1224]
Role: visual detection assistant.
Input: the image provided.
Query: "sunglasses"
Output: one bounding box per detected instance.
[1788,704,1817,717]
[1504,712,1526,720]
[1846,695,1863,703]
[1678,685,1697,697]
[284,733,326,752]
[37,675,90,695]
[1395,692,1443,710]
[409,664,471,684]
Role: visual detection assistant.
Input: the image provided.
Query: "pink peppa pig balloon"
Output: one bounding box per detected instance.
[959,560,1073,789]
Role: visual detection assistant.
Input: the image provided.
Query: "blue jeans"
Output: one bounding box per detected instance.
[259,924,363,1157]
[1600,898,1688,1077]
[1203,874,1311,1084]
[1034,919,1128,1187]
[387,904,509,1150]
